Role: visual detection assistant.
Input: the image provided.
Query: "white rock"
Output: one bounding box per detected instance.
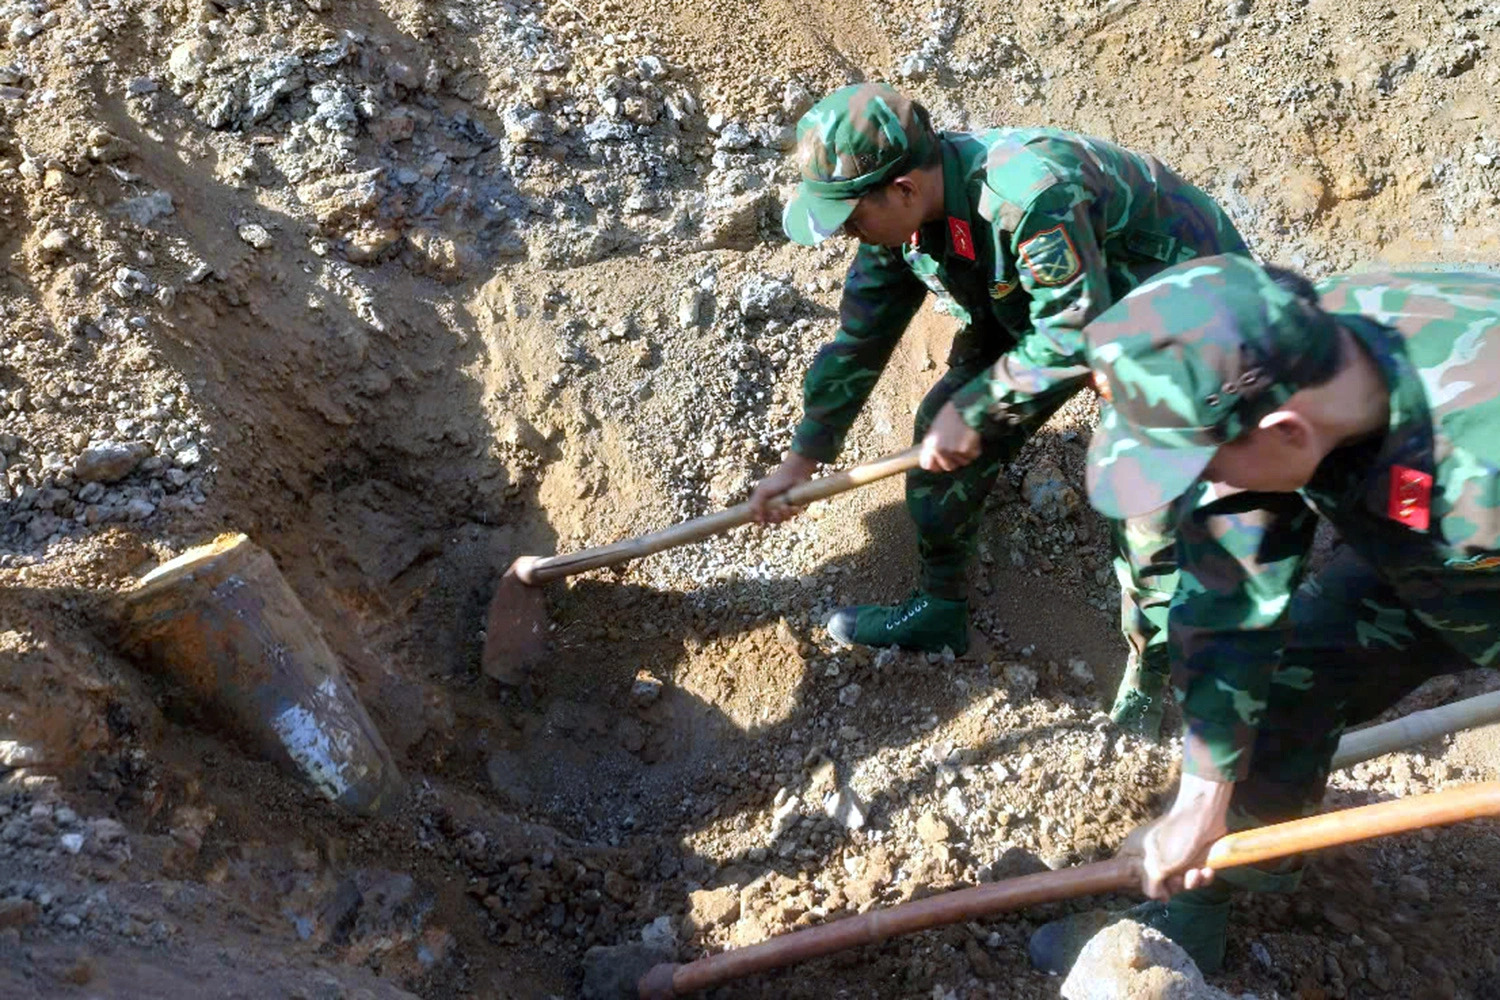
[110,268,153,299]
[37,229,70,258]
[1062,920,1240,1000]
[118,190,174,227]
[641,914,677,951]
[822,787,867,831]
[714,122,754,151]
[1003,662,1038,694]
[168,39,215,85]
[769,795,801,843]
[676,287,709,329]
[237,223,274,249]
[123,498,157,521]
[59,833,84,854]
[737,274,798,321]
[74,441,151,483]
[631,671,663,707]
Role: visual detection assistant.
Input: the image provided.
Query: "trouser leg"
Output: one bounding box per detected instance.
[1109,504,1178,730]
[907,358,1074,601]
[1222,545,1472,883]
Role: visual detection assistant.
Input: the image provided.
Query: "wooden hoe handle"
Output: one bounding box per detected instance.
[1206,780,1500,869]
[515,447,922,585]
[640,782,1500,998]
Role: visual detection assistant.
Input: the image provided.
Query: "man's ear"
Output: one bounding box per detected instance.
[889,175,919,203]
[1258,409,1311,449]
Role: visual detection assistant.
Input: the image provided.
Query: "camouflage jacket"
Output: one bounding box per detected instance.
[790,127,1244,462]
[1172,269,1500,782]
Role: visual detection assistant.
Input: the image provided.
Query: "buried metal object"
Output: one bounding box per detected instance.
[121,533,404,816]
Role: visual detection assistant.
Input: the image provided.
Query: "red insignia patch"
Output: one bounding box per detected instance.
[1387,465,1433,532]
[948,217,975,261]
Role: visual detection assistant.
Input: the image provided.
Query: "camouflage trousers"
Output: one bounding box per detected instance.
[907,336,1176,683]
[1226,543,1499,835]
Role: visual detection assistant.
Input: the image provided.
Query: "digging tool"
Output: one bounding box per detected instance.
[635,782,1500,998]
[482,446,922,683]
[1332,689,1500,770]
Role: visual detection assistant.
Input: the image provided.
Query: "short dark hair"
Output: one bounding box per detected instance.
[1262,263,1320,303]
[1262,263,1344,388]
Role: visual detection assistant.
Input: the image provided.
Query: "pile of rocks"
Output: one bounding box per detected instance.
[0,786,143,941]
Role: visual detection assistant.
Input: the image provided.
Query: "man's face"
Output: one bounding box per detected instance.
[841,181,924,248]
[1200,417,1323,494]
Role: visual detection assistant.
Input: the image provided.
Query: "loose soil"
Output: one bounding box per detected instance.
[1,0,1499,997]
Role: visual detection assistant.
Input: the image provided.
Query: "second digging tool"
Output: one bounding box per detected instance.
[482,447,922,683]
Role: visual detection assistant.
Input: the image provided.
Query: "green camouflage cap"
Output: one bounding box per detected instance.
[782,83,938,246]
[1086,255,1343,518]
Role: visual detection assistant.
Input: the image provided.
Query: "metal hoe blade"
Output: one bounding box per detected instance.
[481,564,549,685]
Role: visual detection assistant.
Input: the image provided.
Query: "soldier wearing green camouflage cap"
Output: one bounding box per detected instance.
[1030,256,1500,975]
[749,81,1248,734]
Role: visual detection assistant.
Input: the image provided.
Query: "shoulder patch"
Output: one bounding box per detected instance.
[1018,225,1081,287]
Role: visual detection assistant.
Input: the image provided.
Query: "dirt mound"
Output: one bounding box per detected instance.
[2,0,1500,996]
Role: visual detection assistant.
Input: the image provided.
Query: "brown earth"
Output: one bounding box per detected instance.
[1,0,1500,997]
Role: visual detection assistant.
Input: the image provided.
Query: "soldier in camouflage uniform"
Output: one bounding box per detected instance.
[1030,255,1500,974]
[747,82,1247,732]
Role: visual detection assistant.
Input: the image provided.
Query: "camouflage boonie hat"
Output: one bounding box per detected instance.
[782,83,938,246]
[1086,255,1343,518]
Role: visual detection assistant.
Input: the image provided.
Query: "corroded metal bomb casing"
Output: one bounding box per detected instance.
[123,533,404,816]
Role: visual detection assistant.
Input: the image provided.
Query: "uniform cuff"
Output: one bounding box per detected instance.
[790,419,843,464]
[947,374,994,431]
[1180,727,1251,784]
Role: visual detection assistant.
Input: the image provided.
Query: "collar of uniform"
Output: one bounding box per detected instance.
[1340,314,1437,525]
[904,135,972,261]
[938,133,978,266]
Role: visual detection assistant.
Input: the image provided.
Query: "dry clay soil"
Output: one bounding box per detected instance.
[3,0,1500,997]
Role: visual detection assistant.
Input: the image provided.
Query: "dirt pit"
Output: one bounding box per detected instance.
[2,0,1500,996]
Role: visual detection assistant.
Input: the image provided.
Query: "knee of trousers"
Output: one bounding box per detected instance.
[906,485,986,535]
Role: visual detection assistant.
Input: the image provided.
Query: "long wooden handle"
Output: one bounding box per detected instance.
[639,857,1137,997]
[1332,690,1500,771]
[1206,780,1500,869]
[641,783,1500,998]
[518,447,921,584]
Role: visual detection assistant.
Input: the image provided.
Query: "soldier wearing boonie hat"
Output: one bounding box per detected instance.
[1030,254,1500,976]
[749,81,1248,736]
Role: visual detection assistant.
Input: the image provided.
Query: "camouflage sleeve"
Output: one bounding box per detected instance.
[1169,489,1319,782]
[947,182,1107,428]
[791,242,927,462]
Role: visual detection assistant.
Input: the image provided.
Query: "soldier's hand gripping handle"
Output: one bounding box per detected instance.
[749,452,819,523]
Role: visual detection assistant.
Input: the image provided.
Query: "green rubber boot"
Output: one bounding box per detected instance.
[826,590,968,655]
[1028,885,1231,976]
[1109,654,1168,739]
